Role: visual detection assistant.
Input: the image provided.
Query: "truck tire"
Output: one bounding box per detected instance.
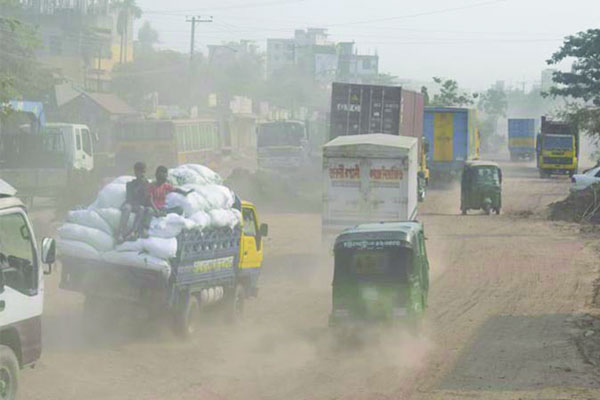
[173,294,200,339]
[225,284,245,324]
[0,345,18,400]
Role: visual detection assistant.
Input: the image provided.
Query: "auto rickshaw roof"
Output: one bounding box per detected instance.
[335,221,422,248]
[465,160,500,169]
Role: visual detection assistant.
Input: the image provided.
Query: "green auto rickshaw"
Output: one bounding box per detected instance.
[461,160,502,215]
[329,222,430,331]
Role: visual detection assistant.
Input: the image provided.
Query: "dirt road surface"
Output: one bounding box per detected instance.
[20,159,600,399]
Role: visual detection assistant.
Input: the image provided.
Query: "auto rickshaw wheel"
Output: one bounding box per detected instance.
[494,207,501,215]
[461,208,467,215]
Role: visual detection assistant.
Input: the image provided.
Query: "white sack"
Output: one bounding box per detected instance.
[57,239,101,260]
[168,166,200,186]
[66,209,112,235]
[58,223,115,252]
[165,191,208,217]
[180,164,222,185]
[110,175,135,185]
[102,251,171,277]
[96,207,135,233]
[149,214,196,238]
[190,211,211,231]
[91,183,126,209]
[115,239,145,253]
[209,209,242,229]
[195,184,235,209]
[143,237,178,259]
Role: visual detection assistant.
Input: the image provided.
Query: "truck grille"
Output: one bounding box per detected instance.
[543,157,572,165]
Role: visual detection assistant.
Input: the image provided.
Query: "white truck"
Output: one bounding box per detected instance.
[0,180,55,400]
[322,134,418,240]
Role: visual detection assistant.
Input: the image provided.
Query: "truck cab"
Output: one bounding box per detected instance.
[256,120,309,170]
[0,180,55,400]
[537,117,579,178]
[43,123,94,172]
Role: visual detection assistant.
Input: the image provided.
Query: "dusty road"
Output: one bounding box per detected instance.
[20,159,600,399]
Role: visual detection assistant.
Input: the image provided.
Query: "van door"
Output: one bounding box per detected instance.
[73,128,84,170]
[80,128,94,171]
[240,205,263,269]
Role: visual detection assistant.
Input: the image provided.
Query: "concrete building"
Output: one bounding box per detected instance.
[336,42,379,83]
[16,0,134,92]
[266,38,296,78]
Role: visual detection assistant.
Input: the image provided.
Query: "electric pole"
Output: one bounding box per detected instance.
[187,16,213,61]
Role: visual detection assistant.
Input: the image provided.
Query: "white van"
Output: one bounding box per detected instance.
[0,180,55,399]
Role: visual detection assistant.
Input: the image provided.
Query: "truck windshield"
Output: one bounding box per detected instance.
[543,135,573,150]
[334,246,412,282]
[257,123,305,147]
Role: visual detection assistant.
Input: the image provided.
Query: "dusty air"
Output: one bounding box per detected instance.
[2,0,600,399]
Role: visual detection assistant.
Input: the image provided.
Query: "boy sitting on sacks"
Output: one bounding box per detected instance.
[117,161,151,243]
[147,165,193,219]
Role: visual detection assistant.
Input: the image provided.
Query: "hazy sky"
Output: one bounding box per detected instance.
[136,0,598,90]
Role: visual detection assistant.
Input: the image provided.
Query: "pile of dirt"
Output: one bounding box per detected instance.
[549,183,600,223]
[225,168,321,213]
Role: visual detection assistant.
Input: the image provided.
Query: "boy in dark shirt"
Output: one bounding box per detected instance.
[117,162,150,242]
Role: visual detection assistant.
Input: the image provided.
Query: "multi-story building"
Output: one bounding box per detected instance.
[15,0,134,92]
[336,42,379,83]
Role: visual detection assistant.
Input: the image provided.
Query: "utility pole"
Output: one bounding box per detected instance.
[187,16,213,60]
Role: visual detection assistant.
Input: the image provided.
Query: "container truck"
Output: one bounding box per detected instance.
[508,118,536,161]
[0,179,56,400]
[424,107,480,181]
[536,116,579,178]
[322,134,418,240]
[329,82,428,201]
[60,201,268,338]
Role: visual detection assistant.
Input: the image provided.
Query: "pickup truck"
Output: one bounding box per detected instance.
[0,179,56,400]
[59,201,267,337]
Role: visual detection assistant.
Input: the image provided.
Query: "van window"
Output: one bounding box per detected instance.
[0,213,37,296]
[76,133,82,151]
[81,129,92,156]
[242,208,257,237]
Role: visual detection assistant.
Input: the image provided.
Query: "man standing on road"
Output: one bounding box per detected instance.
[117,161,150,243]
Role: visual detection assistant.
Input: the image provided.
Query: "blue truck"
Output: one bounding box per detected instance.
[424,107,480,180]
[508,118,536,161]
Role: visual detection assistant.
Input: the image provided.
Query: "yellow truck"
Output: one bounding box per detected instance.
[60,201,268,337]
[536,116,579,178]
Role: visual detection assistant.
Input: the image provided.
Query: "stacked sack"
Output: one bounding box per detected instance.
[57,164,242,277]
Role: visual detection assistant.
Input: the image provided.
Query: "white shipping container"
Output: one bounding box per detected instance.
[322,134,418,239]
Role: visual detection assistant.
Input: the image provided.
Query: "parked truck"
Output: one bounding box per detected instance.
[329,82,428,201]
[322,134,418,240]
[508,118,536,161]
[0,101,95,207]
[256,120,309,170]
[424,106,480,181]
[60,201,267,337]
[536,116,579,178]
[0,179,56,400]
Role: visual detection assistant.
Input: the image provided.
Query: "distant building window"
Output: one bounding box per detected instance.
[362,59,371,69]
[49,35,62,55]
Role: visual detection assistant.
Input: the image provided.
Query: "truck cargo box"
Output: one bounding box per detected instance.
[322,134,418,238]
[508,118,536,159]
[424,107,480,176]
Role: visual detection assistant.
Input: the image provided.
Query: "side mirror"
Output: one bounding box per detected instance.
[259,223,269,237]
[41,237,56,274]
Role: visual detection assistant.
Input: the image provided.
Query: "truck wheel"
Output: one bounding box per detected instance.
[0,345,18,400]
[173,294,200,339]
[226,284,245,324]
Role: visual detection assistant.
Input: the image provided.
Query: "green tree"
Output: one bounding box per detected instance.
[0,1,54,116]
[546,29,600,138]
[430,77,476,107]
[477,86,507,152]
[111,0,142,63]
[138,21,159,53]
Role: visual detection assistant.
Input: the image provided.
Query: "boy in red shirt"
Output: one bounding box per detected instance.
[147,165,193,218]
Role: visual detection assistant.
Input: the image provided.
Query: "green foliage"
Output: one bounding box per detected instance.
[478,87,507,118]
[0,2,54,117]
[430,77,476,107]
[546,29,600,105]
[138,21,159,51]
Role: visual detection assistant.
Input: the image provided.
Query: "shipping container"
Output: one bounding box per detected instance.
[322,134,418,240]
[423,107,480,177]
[508,118,536,160]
